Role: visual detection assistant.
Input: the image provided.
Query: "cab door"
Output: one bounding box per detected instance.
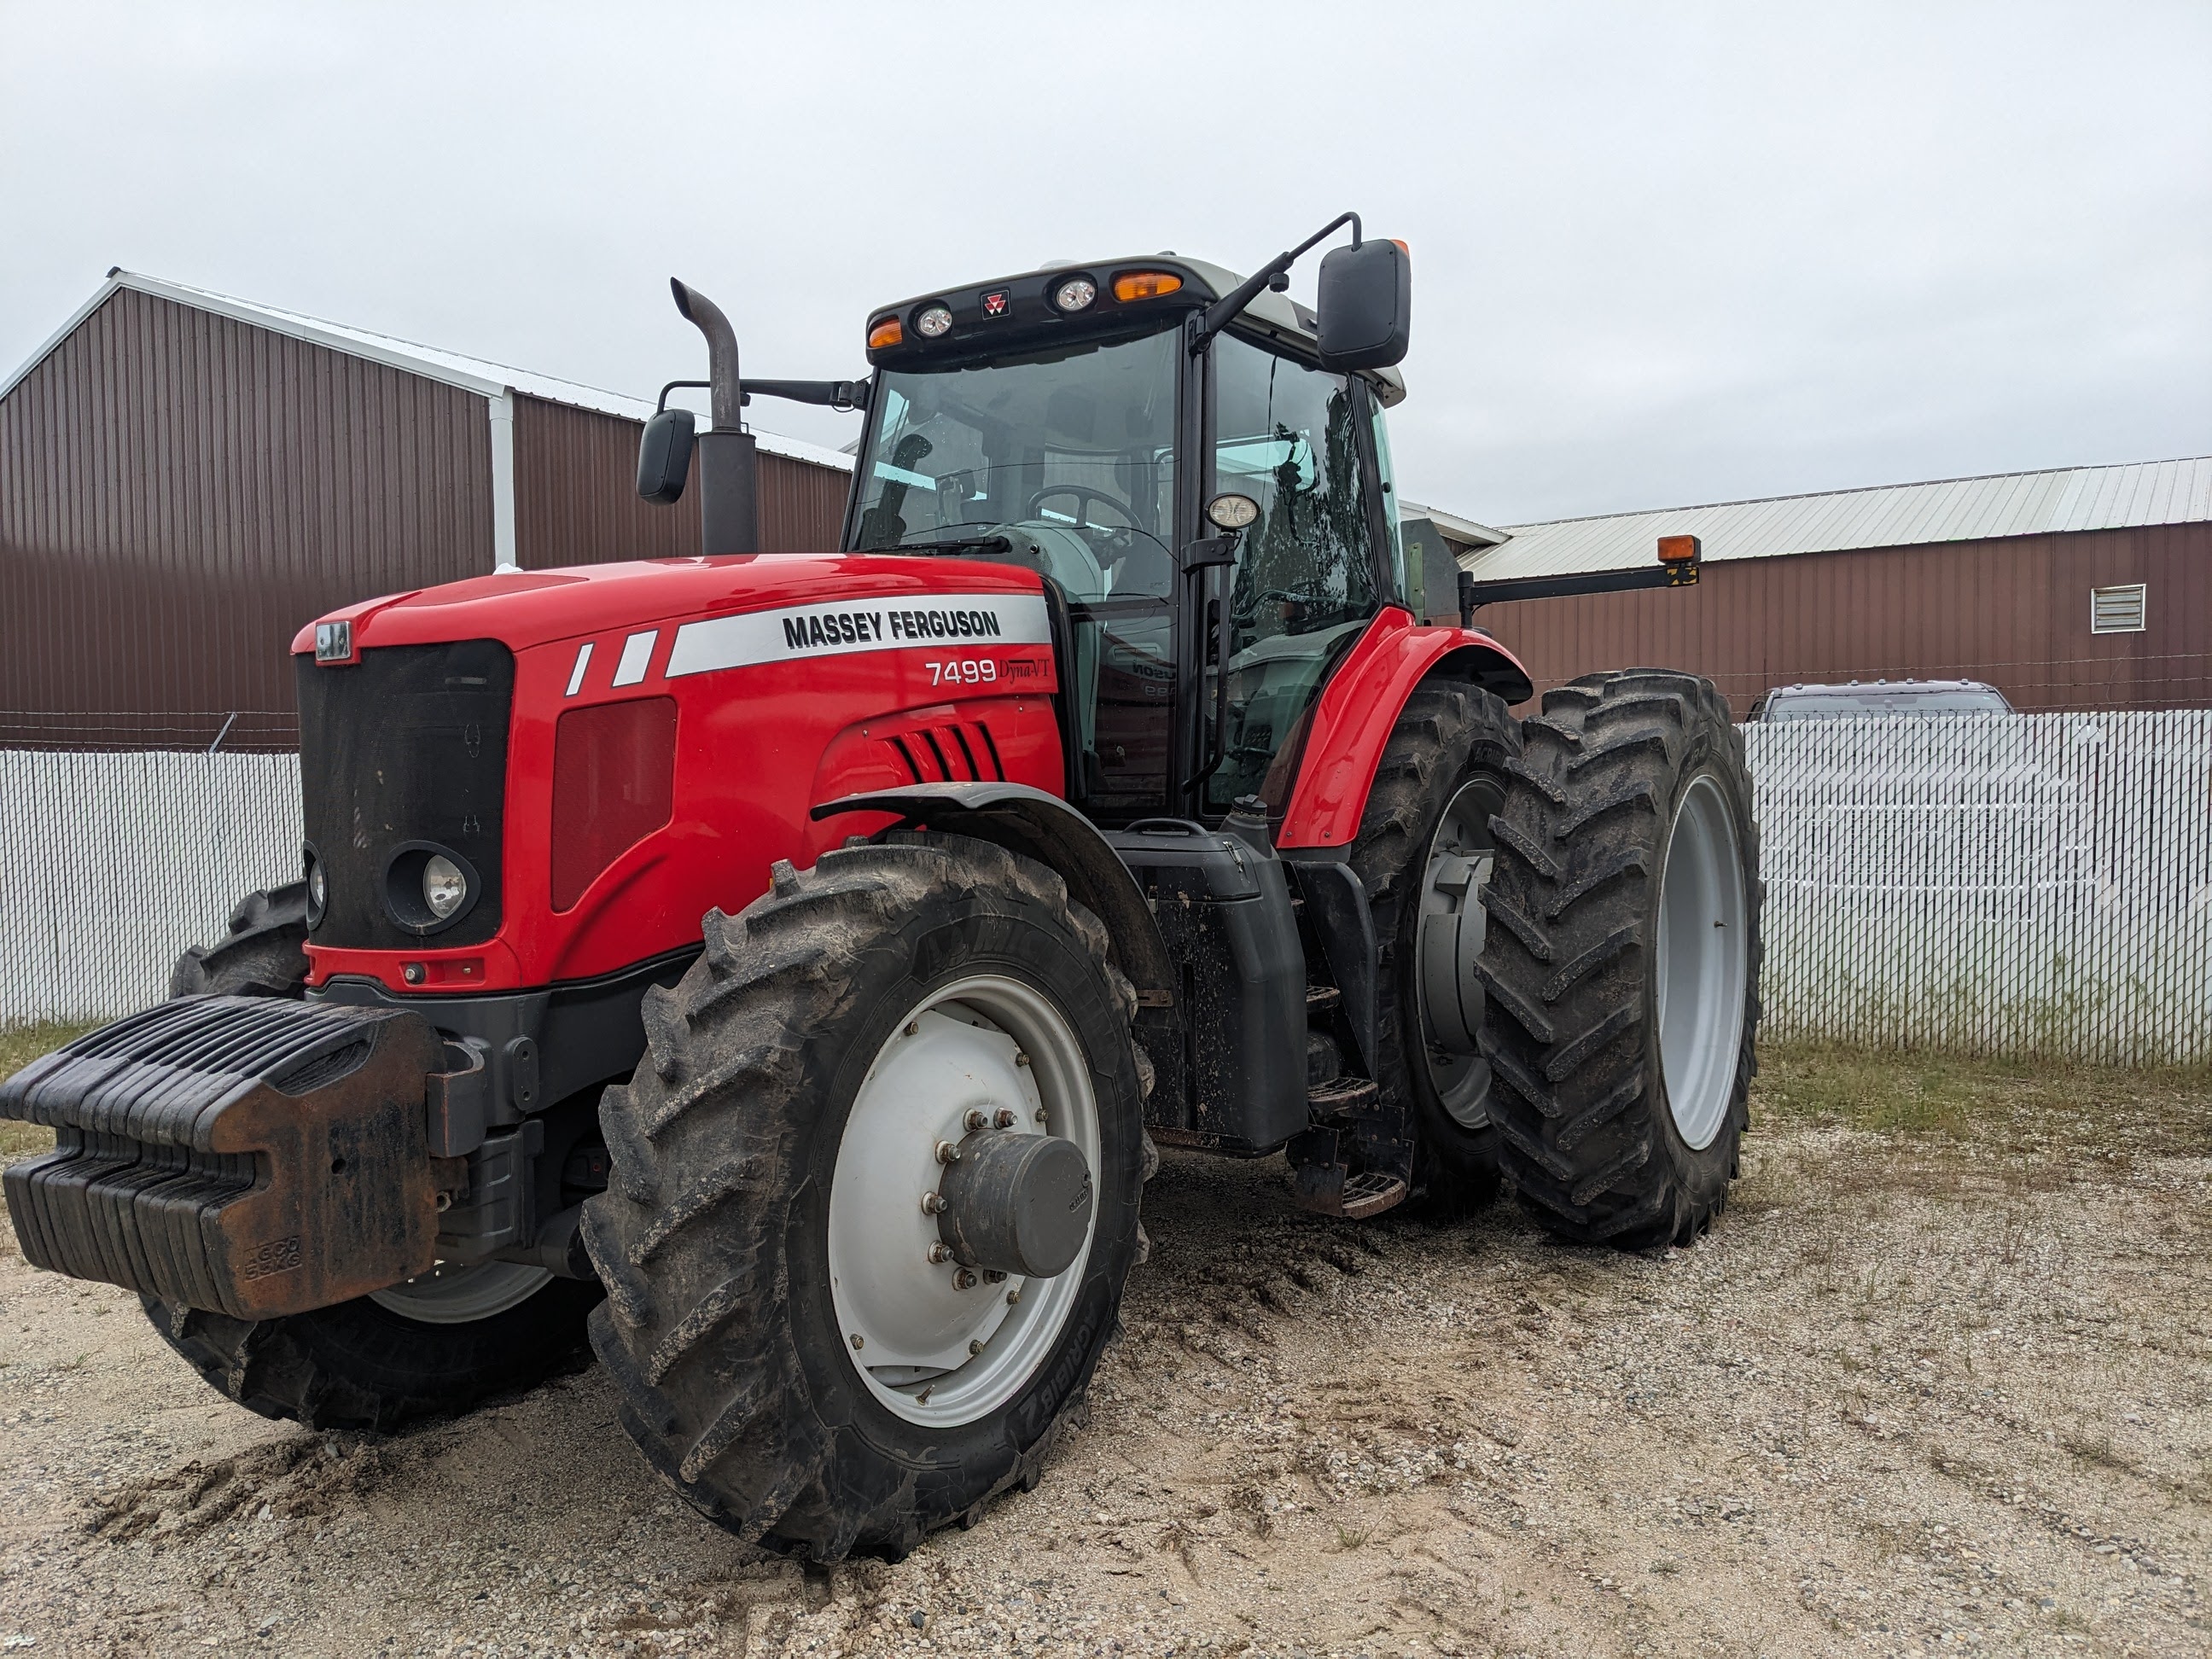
[1198,330,1399,816]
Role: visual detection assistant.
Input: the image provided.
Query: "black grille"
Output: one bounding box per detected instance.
[297,640,514,951]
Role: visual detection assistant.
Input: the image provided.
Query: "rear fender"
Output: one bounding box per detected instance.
[1276,609,1533,850]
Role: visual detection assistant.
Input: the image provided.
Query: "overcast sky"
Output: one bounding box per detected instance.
[4,2,2206,527]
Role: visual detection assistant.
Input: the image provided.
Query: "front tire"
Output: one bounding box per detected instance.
[1477,671,1762,1249]
[144,883,597,1428]
[584,834,1150,1562]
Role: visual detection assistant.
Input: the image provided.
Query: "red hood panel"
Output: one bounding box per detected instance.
[291,555,1048,655]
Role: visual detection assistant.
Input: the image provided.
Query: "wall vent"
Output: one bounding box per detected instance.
[2090,584,2147,634]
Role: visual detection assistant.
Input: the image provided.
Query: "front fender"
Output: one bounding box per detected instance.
[810,781,1174,1005]
[1275,609,1532,850]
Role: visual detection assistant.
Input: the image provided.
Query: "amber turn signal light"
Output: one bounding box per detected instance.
[868,316,904,350]
[1656,533,1701,564]
[1112,271,1184,302]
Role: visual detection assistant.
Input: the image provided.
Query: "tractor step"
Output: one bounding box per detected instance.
[1336,1171,1409,1219]
[1304,1074,1377,1120]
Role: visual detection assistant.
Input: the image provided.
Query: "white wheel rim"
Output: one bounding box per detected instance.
[368,1260,553,1324]
[1417,776,1499,1128]
[827,974,1100,1429]
[1655,772,1749,1151]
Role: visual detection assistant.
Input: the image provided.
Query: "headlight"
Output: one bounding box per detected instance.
[915,304,953,338]
[423,855,468,920]
[1051,276,1097,313]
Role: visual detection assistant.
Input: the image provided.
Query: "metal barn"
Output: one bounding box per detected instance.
[1457,458,2212,715]
[0,272,853,749]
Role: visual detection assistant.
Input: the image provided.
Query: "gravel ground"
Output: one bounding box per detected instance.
[0,1042,2206,1657]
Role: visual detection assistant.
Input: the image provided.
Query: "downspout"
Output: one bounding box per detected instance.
[488,389,519,571]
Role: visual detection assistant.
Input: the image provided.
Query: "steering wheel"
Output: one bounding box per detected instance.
[1024,483,1138,532]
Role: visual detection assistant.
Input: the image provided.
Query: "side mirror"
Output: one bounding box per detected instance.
[1315,238,1411,371]
[637,407,696,505]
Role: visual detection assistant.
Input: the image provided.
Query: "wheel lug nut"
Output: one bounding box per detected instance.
[928,1242,952,1264]
[1015,1053,1031,1068]
[850,1333,864,1350]
[1006,1287,1021,1306]
[993,1109,1016,1129]
[969,1338,985,1356]
[921,1192,946,1214]
[934,1140,960,1164]
[963,1109,987,1132]
[953,1269,978,1290]
[1033,1109,1048,1125]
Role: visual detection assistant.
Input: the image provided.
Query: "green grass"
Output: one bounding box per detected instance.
[0,1022,95,1158]
[1754,1039,2210,1156]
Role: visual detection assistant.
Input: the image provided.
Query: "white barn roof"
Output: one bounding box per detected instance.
[2,270,854,474]
[1466,456,2212,579]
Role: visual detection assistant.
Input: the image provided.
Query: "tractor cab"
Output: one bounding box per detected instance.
[847,248,1412,825]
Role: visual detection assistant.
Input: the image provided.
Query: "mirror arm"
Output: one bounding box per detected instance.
[740,377,871,412]
[1189,211,1362,352]
[655,378,710,414]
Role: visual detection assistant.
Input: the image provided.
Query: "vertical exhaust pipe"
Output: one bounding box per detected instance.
[670,279,759,556]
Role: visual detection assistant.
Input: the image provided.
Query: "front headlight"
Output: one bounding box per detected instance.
[422,854,468,920]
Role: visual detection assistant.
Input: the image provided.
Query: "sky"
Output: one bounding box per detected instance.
[3,1,2207,527]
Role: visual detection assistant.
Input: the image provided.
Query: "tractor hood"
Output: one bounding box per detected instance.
[292,555,1050,661]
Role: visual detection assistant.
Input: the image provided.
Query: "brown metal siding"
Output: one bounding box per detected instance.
[1470,522,2212,716]
[511,394,850,568]
[0,288,492,748]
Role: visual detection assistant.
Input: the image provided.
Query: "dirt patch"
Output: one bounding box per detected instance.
[1,1045,2207,1656]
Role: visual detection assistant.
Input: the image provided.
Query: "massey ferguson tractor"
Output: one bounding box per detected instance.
[2,214,1760,1562]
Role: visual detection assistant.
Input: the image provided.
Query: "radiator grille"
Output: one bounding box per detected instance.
[296,640,513,949]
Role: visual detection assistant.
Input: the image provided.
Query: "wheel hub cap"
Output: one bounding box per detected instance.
[827,975,1100,1427]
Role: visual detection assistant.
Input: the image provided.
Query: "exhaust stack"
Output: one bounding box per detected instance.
[670,278,759,556]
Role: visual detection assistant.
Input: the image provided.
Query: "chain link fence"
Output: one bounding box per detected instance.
[1743,708,2212,1063]
[5,710,2210,1060]
[1,749,302,1024]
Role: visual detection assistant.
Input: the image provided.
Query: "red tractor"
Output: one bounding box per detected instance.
[3,216,1760,1561]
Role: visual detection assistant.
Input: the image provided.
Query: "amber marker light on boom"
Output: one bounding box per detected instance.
[1112,271,1183,301]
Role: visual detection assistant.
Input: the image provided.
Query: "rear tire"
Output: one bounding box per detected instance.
[583,833,1150,1562]
[143,884,597,1429]
[1350,681,1522,1209]
[1477,671,1762,1249]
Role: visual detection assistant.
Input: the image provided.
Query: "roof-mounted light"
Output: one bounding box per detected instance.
[1113,270,1183,302]
[915,304,953,338]
[867,315,903,350]
[1051,276,1097,314]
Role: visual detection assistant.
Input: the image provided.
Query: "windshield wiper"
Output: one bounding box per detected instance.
[890,534,1013,555]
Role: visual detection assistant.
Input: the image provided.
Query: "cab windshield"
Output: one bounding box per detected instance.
[850,325,1179,600]
[850,323,1182,818]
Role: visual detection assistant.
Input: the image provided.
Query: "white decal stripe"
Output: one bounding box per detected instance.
[612,630,657,688]
[564,641,594,697]
[666,592,1051,681]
